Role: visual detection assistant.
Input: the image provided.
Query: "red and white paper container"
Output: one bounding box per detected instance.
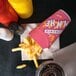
[29,9,71,48]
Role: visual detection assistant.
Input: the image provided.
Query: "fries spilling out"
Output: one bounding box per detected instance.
[12,37,42,68]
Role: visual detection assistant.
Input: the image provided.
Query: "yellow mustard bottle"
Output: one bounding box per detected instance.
[8,0,33,19]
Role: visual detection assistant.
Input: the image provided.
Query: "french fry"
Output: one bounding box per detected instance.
[12,48,22,52]
[12,37,42,68]
[16,64,27,69]
[24,37,30,45]
[33,56,38,68]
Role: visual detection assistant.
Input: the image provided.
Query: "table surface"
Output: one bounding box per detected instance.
[0,0,76,76]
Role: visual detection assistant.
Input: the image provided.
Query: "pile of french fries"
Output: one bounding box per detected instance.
[12,37,42,68]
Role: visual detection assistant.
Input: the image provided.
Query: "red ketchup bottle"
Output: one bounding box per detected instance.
[0,0,18,27]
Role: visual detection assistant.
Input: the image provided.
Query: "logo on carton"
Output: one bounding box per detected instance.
[43,19,69,35]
